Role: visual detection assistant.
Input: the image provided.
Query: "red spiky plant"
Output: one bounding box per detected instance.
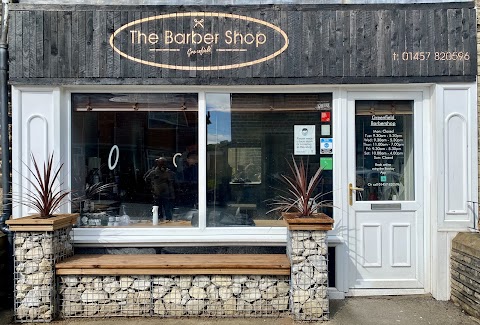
[17,153,70,218]
[269,156,328,217]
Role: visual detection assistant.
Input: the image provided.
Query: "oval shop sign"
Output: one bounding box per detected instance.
[109,12,289,71]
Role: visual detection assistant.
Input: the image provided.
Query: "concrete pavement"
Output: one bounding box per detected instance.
[0,295,478,324]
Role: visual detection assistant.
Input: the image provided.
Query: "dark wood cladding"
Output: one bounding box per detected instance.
[8,4,477,85]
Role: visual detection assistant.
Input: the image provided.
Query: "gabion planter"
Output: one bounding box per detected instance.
[284,213,334,321]
[59,274,290,318]
[7,214,77,322]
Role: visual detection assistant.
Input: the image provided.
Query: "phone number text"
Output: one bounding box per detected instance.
[392,51,470,61]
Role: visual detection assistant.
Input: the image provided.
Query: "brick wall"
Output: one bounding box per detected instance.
[451,233,480,319]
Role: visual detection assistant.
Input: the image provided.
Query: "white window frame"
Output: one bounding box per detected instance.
[65,85,339,246]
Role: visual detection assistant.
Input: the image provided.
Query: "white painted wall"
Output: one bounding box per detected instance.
[430,83,478,300]
[11,87,64,219]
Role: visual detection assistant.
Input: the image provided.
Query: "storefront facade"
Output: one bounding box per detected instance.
[8,1,478,300]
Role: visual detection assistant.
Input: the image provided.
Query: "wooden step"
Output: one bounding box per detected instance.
[56,254,291,276]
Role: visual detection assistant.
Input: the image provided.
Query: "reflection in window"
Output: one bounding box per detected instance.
[355,100,414,201]
[206,93,333,227]
[71,93,198,227]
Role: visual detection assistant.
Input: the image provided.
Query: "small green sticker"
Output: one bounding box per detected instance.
[320,157,333,171]
[380,175,387,182]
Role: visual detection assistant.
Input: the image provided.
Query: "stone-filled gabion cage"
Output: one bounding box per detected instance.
[59,274,290,318]
[14,227,73,322]
[288,229,329,321]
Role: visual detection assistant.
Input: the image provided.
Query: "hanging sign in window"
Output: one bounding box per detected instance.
[294,125,316,155]
[320,138,333,154]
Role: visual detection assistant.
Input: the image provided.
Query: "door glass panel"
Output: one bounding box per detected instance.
[355,100,414,201]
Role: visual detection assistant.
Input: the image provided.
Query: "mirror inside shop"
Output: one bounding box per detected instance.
[71,93,333,228]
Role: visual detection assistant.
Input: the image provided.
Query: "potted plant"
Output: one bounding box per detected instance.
[270,156,334,231]
[6,153,78,231]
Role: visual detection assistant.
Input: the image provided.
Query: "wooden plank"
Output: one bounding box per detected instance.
[335,10,345,77]
[286,9,297,78]
[270,8,281,78]
[140,10,149,79]
[65,11,73,77]
[7,213,78,226]
[372,11,382,77]
[394,9,406,77]
[417,10,427,76]
[112,11,121,78]
[452,9,463,75]
[77,11,86,78]
[363,10,374,77]
[285,225,334,231]
[120,11,129,78]
[9,10,16,79]
[237,10,248,79]
[147,10,157,79]
[22,11,31,78]
[57,11,66,77]
[15,11,24,78]
[355,10,365,77]
[42,10,51,78]
[294,9,303,78]
[326,10,336,77]
[57,268,291,276]
[425,9,435,76]
[376,10,390,77]
[464,8,476,76]
[50,11,58,78]
[437,9,448,76]
[216,10,228,79]
[105,11,114,78]
[98,11,107,77]
[410,10,421,77]
[278,9,288,79]
[91,10,100,77]
[28,10,36,78]
[85,11,94,77]
[348,10,357,78]
[71,11,79,78]
[56,254,290,271]
[59,254,291,269]
[133,11,142,78]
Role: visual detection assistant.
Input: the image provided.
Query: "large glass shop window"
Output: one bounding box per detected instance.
[71,93,198,227]
[206,93,333,227]
[355,100,414,201]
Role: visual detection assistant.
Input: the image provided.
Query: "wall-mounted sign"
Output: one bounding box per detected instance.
[294,125,315,155]
[109,12,289,71]
[10,5,477,82]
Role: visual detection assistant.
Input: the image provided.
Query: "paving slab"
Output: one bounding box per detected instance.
[1,295,478,325]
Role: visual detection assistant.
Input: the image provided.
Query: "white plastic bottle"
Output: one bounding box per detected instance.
[119,205,130,226]
[152,206,159,225]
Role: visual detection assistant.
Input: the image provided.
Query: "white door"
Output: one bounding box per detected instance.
[347,91,424,289]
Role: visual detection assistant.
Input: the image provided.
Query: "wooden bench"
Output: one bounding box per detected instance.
[55,254,291,275]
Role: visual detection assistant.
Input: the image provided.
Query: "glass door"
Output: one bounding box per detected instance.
[347,92,425,290]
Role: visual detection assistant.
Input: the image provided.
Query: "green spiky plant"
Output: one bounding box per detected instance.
[269,156,328,217]
[15,153,70,218]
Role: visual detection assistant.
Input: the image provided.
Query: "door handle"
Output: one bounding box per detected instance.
[349,183,364,206]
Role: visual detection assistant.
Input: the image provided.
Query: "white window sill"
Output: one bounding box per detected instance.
[72,226,289,246]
